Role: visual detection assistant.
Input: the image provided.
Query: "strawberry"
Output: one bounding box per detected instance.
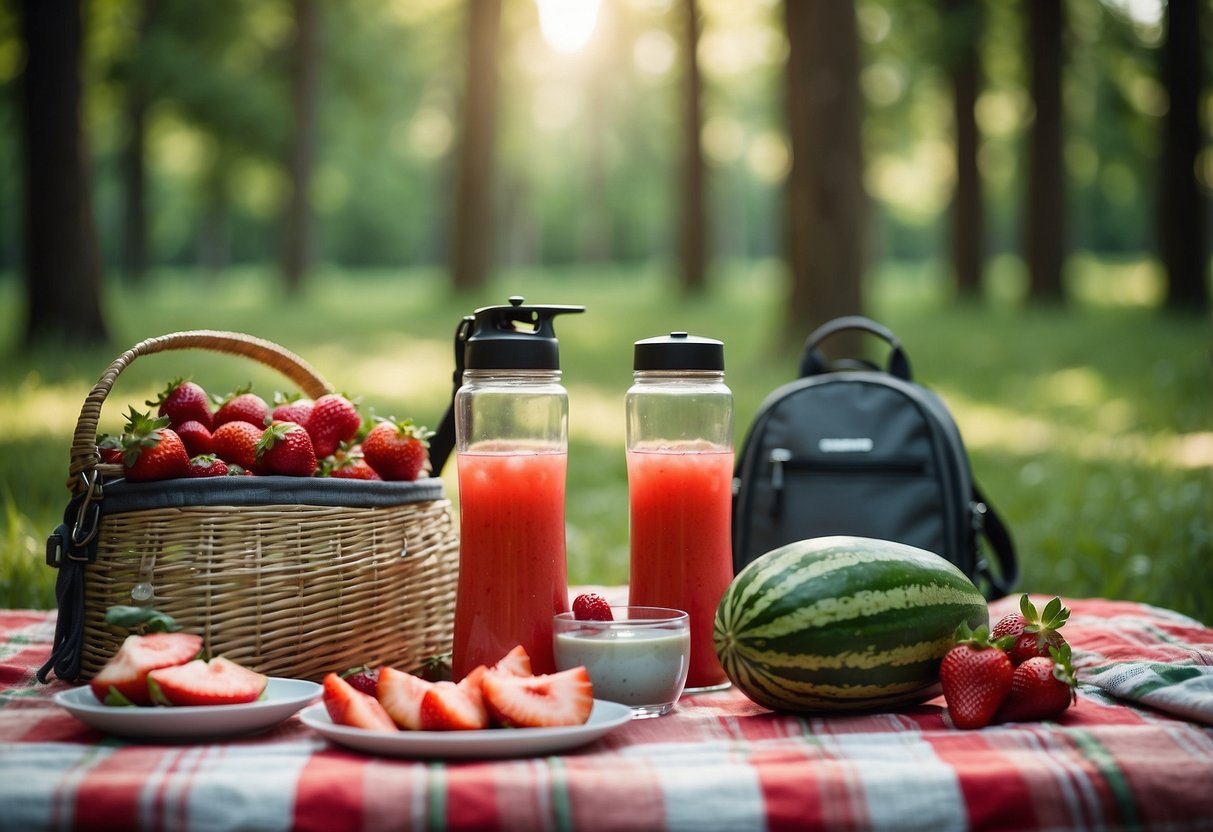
[572,593,614,622]
[306,394,362,458]
[188,454,229,478]
[324,446,382,480]
[417,652,453,683]
[257,421,318,476]
[147,656,269,706]
[377,666,434,730]
[212,420,265,473]
[89,632,204,706]
[362,418,433,481]
[329,457,381,480]
[419,681,489,730]
[150,379,213,430]
[457,665,490,725]
[322,672,398,732]
[996,644,1077,723]
[120,408,191,482]
[96,433,124,464]
[214,388,270,429]
[481,666,593,728]
[991,594,1071,666]
[940,622,1016,730]
[491,645,533,677]
[271,392,314,427]
[342,666,379,697]
[176,420,214,457]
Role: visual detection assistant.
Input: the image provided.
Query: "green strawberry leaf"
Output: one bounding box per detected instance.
[1019,593,1038,622]
[105,605,180,634]
[104,686,138,707]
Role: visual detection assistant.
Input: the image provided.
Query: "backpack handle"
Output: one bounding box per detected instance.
[798,315,913,381]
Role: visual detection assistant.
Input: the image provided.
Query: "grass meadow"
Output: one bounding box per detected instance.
[1,260,1209,624]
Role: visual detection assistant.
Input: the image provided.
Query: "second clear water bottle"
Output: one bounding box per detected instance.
[626,332,734,691]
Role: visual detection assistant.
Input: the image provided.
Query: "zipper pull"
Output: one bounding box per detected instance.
[769,448,791,517]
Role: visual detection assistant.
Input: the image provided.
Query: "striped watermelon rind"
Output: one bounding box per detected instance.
[714,535,988,713]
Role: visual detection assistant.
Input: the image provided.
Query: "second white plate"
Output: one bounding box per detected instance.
[300,699,632,758]
[54,678,322,739]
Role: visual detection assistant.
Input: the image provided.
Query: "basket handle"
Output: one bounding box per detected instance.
[68,330,334,491]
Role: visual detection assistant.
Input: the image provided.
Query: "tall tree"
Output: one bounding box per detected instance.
[783,0,866,351]
[119,0,157,285]
[18,0,108,347]
[945,0,984,298]
[679,0,707,295]
[451,0,503,293]
[1024,0,1066,303]
[1159,0,1208,314]
[281,0,322,296]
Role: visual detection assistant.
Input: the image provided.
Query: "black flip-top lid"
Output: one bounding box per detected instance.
[464,296,585,370]
[633,331,724,371]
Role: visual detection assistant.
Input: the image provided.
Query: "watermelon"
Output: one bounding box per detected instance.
[714,536,988,713]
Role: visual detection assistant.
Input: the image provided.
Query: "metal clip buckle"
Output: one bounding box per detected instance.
[69,470,103,554]
[970,500,988,533]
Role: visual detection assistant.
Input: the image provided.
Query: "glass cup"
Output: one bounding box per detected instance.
[553,606,690,719]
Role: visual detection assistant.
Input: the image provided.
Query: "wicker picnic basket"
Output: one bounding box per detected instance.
[39,330,460,685]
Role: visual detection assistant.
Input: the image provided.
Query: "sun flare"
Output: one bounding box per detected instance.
[536,0,602,53]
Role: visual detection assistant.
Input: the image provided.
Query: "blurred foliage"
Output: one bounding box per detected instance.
[0,263,1209,624]
[0,0,1203,277]
[0,1,1208,620]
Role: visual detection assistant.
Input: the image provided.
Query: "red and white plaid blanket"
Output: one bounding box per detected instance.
[2,596,1211,831]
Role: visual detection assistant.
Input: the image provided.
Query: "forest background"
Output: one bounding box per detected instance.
[0,0,1210,622]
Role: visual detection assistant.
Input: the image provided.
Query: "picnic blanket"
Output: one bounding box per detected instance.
[1,596,1211,832]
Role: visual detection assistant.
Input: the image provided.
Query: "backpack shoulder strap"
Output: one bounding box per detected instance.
[798,315,913,381]
[973,482,1018,599]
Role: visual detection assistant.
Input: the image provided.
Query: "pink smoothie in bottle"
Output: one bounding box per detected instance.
[452,448,569,678]
[627,446,734,689]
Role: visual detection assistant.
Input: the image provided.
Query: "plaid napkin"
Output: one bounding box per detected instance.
[1079,661,1213,726]
[996,596,1213,727]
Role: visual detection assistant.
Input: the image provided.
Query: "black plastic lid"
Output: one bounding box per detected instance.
[464,296,585,370]
[633,332,725,371]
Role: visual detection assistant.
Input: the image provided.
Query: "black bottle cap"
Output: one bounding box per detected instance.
[633,332,725,371]
[464,296,585,371]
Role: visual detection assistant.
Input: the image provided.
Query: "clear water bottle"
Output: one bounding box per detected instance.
[451,296,584,678]
[626,332,734,691]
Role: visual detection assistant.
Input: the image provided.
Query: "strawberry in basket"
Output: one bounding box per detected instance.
[119,408,190,482]
[150,379,214,430]
[362,417,433,481]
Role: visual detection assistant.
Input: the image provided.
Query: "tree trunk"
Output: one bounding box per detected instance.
[198,157,230,280]
[1024,0,1066,303]
[120,0,157,285]
[18,0,109,347]
[783,0,866,353]
[679,0,707,295]
[281,0,321,297]
[451,0,502,293]
[121,85,148,284]
[1159,0,1209,314]
[947,0,983,299]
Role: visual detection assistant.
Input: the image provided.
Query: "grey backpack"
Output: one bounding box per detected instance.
[731,316,1017,598]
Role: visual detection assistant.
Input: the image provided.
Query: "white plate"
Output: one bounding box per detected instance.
[300,699,632,759]
[54,678,322,739]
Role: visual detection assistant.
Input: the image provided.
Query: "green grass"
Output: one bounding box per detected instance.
[1,261,1209,625]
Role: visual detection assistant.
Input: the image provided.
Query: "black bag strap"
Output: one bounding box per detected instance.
[972,483,1018,599]
[428,315,474,476]
[37,491,99,683]
[798,315,913,381]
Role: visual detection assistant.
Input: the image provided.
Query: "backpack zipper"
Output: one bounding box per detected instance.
[768,447,926,517]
